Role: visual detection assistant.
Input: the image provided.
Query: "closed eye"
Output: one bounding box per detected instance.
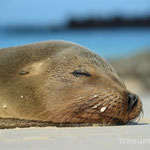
[72,70,92,77]
[19,71,30,75]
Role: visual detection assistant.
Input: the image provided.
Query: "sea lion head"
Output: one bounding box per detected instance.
[24,41,142,125]
[5,41,142,126]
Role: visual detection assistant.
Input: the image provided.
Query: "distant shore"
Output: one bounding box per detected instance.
[1,16,150,34]
[68,16,150,29]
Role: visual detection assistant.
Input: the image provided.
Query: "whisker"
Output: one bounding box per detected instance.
[34,90,121,124]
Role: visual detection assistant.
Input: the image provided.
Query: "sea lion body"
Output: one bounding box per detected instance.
[0,41,142,128]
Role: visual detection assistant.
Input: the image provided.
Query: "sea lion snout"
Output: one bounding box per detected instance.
[90,89,143,125]
[127,92,139,112]
[113,90,142,125]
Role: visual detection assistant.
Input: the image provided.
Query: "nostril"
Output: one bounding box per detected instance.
[127,93,138,112]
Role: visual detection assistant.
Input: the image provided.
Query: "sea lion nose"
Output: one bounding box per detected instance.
[127,92,138,112]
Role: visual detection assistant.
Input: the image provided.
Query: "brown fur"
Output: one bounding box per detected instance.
[0,41,142,128]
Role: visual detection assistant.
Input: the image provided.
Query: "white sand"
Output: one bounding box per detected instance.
[0,94,149,150]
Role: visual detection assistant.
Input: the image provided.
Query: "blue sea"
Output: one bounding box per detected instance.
[0,27,150,59]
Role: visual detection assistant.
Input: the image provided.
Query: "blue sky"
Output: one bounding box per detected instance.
[0,0,150,26]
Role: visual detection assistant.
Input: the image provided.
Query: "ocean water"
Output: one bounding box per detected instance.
[0,27,150,59]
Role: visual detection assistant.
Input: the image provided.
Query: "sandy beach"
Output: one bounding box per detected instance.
[0,94,149,150]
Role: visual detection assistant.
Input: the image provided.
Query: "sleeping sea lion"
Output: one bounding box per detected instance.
[0,41,142,128]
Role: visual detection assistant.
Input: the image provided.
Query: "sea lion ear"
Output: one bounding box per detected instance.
[18,61,45,76]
